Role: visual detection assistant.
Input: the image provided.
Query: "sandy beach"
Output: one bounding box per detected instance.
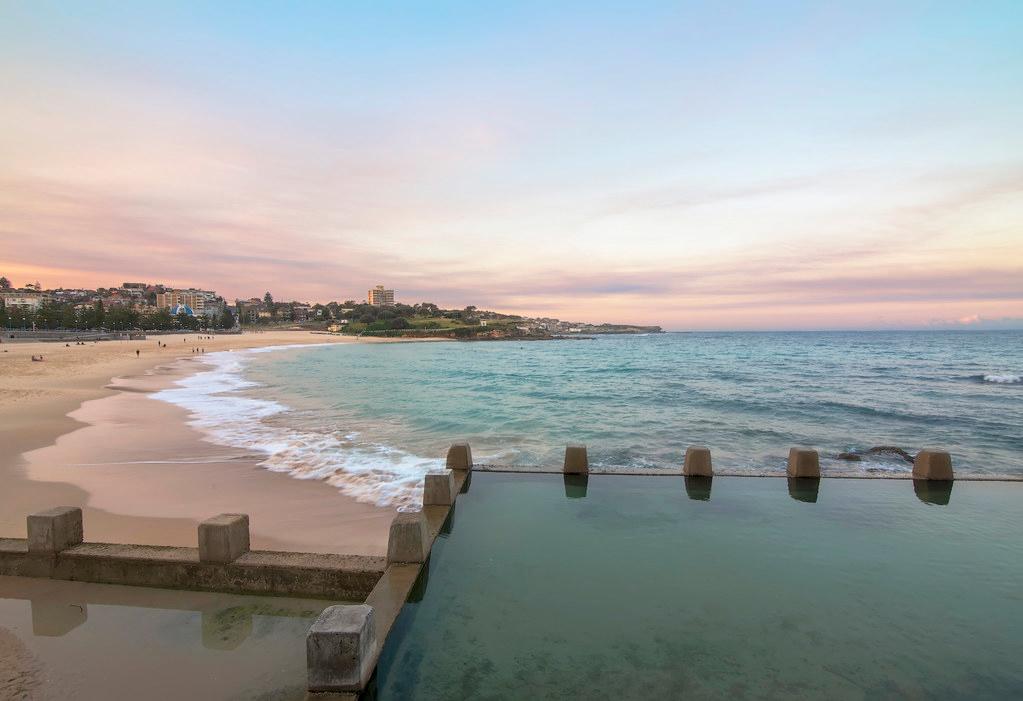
[0,331,424,556]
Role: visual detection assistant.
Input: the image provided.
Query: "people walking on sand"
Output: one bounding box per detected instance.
[136,349,140,357]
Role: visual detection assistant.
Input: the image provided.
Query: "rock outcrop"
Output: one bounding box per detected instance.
[865,446,915,463]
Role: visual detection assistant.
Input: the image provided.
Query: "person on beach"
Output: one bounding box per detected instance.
[136,349,140,358]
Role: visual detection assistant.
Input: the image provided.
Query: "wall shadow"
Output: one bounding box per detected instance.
[913,479,952,506]
[407,554,431,603]
[202,607,254,650]
[563,474,589,499]
[440,502,456,536]
[684,476,713,501]
[787,477,820,503]
[32,600,87,637]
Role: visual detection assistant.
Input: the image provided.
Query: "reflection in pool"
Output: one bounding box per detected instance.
[0,576,341,700]
[373,473,1023,700]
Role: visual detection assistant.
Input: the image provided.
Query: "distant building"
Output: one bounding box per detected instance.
[235,298,263,323]
[157,288,219,317]
[367,285,395,306]
[0,290,48,311]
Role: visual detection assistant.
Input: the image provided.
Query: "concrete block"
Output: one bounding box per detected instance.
[27,507,83,554]
[564,444,589,474]
[387,511,428,564]
[683,446,713,477]
[446,442,473,471]
[786,448,820,478]
[198,513,250,563]
[423,470,456,506]
[307,604,376,693]
[913,450,953,481]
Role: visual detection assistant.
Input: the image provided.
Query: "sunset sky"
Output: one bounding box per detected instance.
[2,1,1021,330]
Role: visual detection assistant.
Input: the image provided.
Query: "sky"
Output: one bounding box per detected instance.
[1,1,1021,330]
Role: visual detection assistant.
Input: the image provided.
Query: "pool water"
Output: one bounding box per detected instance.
[373,473,1023,700]
[0,577,339,700]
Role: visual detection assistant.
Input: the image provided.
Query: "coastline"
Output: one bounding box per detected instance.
[0,331,437,556]
[3,330,1019,557]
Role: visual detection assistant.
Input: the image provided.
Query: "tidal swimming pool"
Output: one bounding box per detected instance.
[373,473,1023,700]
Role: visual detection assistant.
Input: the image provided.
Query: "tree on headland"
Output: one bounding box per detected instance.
[0,276,10,290]
[60,304,77,329]
[264,291,274,307]
[141,308,174,330]
[176,310,200,330]
[92,300,105,328]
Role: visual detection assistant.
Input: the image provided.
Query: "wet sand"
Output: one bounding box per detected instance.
[0,331,425,556]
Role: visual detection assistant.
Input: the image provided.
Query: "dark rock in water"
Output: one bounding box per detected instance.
[837,452,862,461]
[866,446,914,463]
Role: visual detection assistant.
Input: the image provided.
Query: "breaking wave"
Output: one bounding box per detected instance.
[978,374,1021,384]
[151,346,440,509]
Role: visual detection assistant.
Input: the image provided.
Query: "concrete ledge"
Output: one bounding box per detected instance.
[913,450,953,481]
[787,448,821,478]
[332,470,469,696]
[564,444,589,474]
[0,538,28,555]
[446,442,473,471]
[423,470,456,506]
[307,604,376,692]
[199,513,250,563]
[0,538,53,578]
[0,540,385,600]
[683,446,713,477]
[469,464,1023,481]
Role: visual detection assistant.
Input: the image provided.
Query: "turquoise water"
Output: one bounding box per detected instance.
[159,331,1022,508]
[372,473,1023,700]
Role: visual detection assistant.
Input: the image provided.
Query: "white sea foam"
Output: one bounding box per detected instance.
[151,347,441,509]
[983,374,1021,384]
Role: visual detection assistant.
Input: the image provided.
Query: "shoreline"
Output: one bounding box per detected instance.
[3,330,1019,556]
[0,331,440,555]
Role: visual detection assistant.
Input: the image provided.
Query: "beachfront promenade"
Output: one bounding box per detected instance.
[0,441,967,697]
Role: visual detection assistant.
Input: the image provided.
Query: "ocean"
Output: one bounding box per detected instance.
[153,331,1022,509]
